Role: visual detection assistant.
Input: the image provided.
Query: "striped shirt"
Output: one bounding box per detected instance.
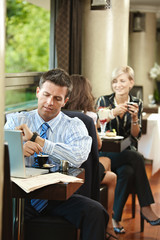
[4,110,92,167]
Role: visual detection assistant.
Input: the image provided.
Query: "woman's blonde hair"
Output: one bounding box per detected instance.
[111,66,134,83]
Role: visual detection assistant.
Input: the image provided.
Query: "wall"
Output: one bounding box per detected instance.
[129,12,157,104]
[82,0,130,99]
[0,0,5,238]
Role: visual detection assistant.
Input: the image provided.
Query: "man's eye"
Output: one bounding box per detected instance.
[43,92,50,96]
[55,97,62,101]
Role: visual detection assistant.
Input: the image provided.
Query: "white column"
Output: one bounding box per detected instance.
[82,0,130,99]
[129,13,156,105]
[0,0,5,238]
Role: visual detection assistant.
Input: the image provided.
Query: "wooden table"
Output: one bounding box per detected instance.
[142,113,150,134]
[143,106,158,114]
[12,168,85,201]
[101,136,131,152]
[100,113,150,152]
[12,168,85,240]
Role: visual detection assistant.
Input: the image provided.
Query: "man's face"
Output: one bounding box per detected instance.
[36,81,69,122]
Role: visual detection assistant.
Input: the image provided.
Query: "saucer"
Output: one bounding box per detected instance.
[42,164,55,169]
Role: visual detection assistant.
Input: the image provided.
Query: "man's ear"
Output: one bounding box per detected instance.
[36,87,40,98]
[63,97,69,107]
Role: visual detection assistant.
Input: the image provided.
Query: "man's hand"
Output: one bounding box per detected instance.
[23,141,43,157]
[15,124,33,141]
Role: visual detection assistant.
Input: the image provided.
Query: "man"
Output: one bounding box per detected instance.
[5,68,108,240]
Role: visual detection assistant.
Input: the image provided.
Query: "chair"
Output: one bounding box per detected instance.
[130,85,143,101]
[24,111,101,240]
[2,143,13,240]
[99,185,108,210]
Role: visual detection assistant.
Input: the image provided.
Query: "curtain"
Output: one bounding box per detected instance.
[55,0,82,74]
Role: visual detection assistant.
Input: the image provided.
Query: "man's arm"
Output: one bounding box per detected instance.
[15,121,92,168]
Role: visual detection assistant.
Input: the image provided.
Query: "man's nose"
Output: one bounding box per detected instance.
[47,96,54,105]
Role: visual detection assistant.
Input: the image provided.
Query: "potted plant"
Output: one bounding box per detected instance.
[149,62,160,103]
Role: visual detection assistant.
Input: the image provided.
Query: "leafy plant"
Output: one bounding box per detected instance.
[6,0,50,73]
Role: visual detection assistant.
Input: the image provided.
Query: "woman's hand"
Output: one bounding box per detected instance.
[128,103,140,137]
[113,103,128,117]
[127,103,139,120]
[15,124,33,141]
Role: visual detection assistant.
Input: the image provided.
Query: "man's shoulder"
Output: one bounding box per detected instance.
[61,111,84,124]
[6,109,37,122]
[7,109,36,117]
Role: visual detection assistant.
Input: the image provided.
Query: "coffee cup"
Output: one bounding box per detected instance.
[37,154,49,167]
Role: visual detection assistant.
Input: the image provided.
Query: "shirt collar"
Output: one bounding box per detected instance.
[35,110,62,132]
[113,95,130,106]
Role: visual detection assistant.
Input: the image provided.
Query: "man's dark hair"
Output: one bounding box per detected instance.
[39,68,73,98]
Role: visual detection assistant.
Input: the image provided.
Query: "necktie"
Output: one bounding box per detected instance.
[33,123,50,167]
[31,123,50,213]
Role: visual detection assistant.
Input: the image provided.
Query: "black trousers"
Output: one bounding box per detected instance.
[25,194,109,240]
[99,149,154,221]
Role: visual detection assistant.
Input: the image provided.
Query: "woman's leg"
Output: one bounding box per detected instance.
[99,157,118,238]
[110,150,158,221]
[113,164,134,221]
[99,152,135,224]
[115,150,155,206]
[101,170,117,237]
[124,150,158,221]
[103,150,155,208]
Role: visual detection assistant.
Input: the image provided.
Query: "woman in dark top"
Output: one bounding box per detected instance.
[64,74,117,239]
[96,66,160,233]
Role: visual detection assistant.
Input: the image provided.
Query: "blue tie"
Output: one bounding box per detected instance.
[31,123,50,212]
[40,122,50,139]
[33,123,50,167]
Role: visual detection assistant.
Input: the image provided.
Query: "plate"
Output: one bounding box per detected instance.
[101,135,124,140]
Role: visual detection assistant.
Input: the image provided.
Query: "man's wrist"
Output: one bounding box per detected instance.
[30,132,39,142]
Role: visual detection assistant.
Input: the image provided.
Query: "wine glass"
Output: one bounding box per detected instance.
[98,108,110,135]
[99,119,107,135]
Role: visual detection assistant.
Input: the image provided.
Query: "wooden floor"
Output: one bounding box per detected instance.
[117,163,160,240]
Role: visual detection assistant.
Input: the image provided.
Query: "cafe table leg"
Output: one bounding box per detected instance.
[13,198,25,240]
